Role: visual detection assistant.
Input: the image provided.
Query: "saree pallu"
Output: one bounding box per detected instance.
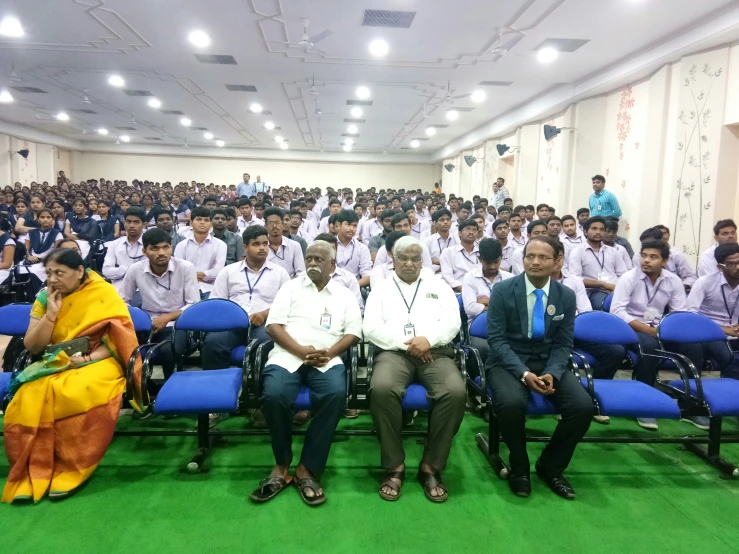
[2,271,143,503]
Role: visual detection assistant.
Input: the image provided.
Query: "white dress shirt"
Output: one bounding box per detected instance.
[410,220,429,239]
[509,232,526,249]
[568,243,629,284]
[298,219,318,242]
[317,216,331,235]
[174,235,227,293]
[265,276,363,373]
[557,271,592,314]
[523,275,551,338]
[423,233,460,274]
[363,273,461,351]
[439,244,480,289]
[331,267,365,312]
[265,236,306,278]
[611,267,687,325]
[510,245,525,276]
[698,244,719,277]
[686,271,739,326]
[336,238,372,280]
[461,267,514,320]
[237,215,265,232]
[613,242,634,271]
[500,242,515,271]
[121,257,200,320]
[359,218,384,245]
[103,235,145,293]
[211,260,290,315]
[631,248,697,286]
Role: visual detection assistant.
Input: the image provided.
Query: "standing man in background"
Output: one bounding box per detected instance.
[254,175,269,194]
[588,175,622,218]
[491,178,509,209]
[236,173,256,198]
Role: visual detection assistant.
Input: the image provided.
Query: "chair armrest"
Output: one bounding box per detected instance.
[254,341,276,387]
[141,340,172,409]
[653,348,704,404]
[366,343,376,387]
[454,345,468,385]
[570,349,595,399]
[349,344,359,403]
[125,342,159,412]
[240,338,260,402]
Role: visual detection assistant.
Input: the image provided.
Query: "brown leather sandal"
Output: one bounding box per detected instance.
[378,470,406,501]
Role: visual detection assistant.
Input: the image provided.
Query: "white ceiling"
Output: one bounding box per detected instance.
[0,0,737,159]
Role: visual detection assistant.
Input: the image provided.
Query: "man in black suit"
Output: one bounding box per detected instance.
[486,236,594,499]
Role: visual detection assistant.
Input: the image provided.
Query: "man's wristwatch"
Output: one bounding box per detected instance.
[521,371,530,384]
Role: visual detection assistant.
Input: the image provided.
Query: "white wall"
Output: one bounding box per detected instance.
[70,152,438,192]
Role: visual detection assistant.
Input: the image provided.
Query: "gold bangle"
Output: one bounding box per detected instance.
[45,314,57,324]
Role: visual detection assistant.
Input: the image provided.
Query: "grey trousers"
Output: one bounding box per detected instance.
[369,349,466,471]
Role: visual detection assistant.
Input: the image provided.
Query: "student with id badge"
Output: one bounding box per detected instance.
[363,236,465,504]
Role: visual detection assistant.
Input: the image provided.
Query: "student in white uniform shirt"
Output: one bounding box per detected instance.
[173,206,227,299]
[603,219,633,271]
[507,213,526,249]
[318,199,342,234]
[258,206,306,279]
[415,197,431,226]
[560,215,585,263]
[202,225,290,369]
[103,207,146,294]
[335,210,372,287]
[371,231,437,290]
[423,208,459,274]
[374,213,434,270]
[406,206,429,240]
[510,220,549,275]
[491,219,515,272]
[440,219,480,293]
[363,236,465,503]
[314,233,365,313]
[631,227,695,287]
[698,219,736,277]
[250,242,362,506]
[359,201,386,246]
[237,198,264,232]
[121,228,200,387]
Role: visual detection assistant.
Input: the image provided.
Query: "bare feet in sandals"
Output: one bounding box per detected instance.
[379,463,405,501]
[295,464,326,506]
[417,462,448,502]
[249,464,292,503]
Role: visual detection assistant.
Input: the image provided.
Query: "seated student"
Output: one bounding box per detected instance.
[203,225,290,369]
[211,208,244,265]
[510,220,549,275]
[491,219,514,272]
[313,233,364,313]
[250,242,361,506]
[23,209,62,281]
[55,238,82,257]
[359,201,386,246]
[236,198,263,231]
[486,236,594,500]
[0,219,16,283]
[698,219,737,277]
[225,207,241,234]
[575,208,589,236]
[549,240,591,315]
[333,210,372,287]
[289,209,314,245]
[363,236,465,503]
[281,211,308,255]
[261,207,305,278]
[370,231,436,290]
[508,213,526,248]
[155,210,185,249]
[611,239,708,431]
[103,207,146,294]
[66,198,98,259]
[369,209,397,262]
[171,193,191,229]
[423,208,458,274]
[13,194,44,236]
[536,204,550,220]
[686,242,739,379]
[174,206,227,299]
[121,228,200,391]
[568,216,629,310]
[404,205,428,239]
[440,219,480,293]
[632,225,696,288]
[95,199,119,242]
[318,199,342,234]
[50,200,72,236]
[603,218,633,270]
[373,213,433,269]
[560,215,584,262]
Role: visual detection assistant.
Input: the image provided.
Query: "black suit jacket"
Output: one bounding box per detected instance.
[485,273,576,380]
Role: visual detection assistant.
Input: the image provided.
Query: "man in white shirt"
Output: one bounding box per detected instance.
[103,207,146,297]
[603,218,633,271]
[363,236,465,503]
[202,225,290,369]
[317,199,342,234]
[121,228,200,386]
[508,213,526,249]
[251,242,362,505]
[313,233,364,312]
[373,213,433,269]
[490,178,509,209]
[263,207,306,278]
[359,200,386,246]
[492,219,515,272]
[423,208,459,274]
[698,219,737,277]
[440,219,480,292]
[634,227,696,287]
[335,210,372,287]
[173,206,227,299]
[560,215,584,265]
[237,198,264,231]
[371,231,437,290]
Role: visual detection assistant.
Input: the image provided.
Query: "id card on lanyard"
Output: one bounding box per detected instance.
[320,310,332,329]
[394,277,422,338]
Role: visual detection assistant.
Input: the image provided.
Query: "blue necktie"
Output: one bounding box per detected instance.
[532,289,545,340]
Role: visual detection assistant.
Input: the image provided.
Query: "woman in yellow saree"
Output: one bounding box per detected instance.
[2,248,142,503]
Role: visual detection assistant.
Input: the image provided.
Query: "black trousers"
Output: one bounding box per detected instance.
[151,328,187,380]
[200,325,270,370]
[574,339,627,379]
[487,359,594,478]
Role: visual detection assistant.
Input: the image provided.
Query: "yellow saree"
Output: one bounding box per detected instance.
[2,271,142,503]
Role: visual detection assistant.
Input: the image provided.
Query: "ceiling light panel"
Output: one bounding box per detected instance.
[194,54,237,65]
[362,9,416,28]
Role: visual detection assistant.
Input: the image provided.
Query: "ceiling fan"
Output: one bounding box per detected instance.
[265,18,333,54]
[490,26,527,58]
[313,98,333,116]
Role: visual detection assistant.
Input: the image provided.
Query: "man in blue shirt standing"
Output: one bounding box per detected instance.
[588,174,622,218]
[236,173,256,198]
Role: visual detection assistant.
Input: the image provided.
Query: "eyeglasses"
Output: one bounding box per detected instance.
[395,255,423,264]
[719,262,739,269]
[265,221,282,227]
[524,254,555,262]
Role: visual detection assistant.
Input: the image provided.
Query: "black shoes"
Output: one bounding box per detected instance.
[508,474,531,497]
[535,461,576,500]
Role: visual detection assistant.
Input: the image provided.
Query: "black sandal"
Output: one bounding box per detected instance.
[379,470,406,501]
[416,469,448,503]
[249,475,293,503]
[295,476,326,506]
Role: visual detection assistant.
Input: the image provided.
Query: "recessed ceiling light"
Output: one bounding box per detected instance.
[350,107,363,118]
[180,117,191,126]
[0,16,24,37]
[55,112,69,121]
[147,98,161,108]
[446,109,459,121]
[120,135,130,142]
[344,137,354,146]
[410,139,420,148]
[347,124,358,134]
[470,90,486,103]
[537,47,558,64]
[368,39,389,57]
[97,128,108,135]
[280,142,289,150]
[343,144,352,152]
[264,121,275,130]
[355,86,370,100]
[0,89,13,103]
[425,127,436,136]
[250,103,263,114]
[216,139,225,147]
[275,135,284,143]
[188,30,210,48]
[108,75,125,87]
[204,132,214,140]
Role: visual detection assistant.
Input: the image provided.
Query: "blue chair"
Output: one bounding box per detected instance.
[658,312,739,477]
[603,293,614,313]
[150,299,253,472]
[465,314,489,403]
[0,304,33,415]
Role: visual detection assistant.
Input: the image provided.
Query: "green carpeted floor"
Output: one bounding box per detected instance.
[2,413,739,554]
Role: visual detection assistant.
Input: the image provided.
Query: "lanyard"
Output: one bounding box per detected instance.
[152,272,172,291]
[643,279,663,305]
[338,241,355,268]
[721,287,739,324]
[245,267,266,300]
[437,236,452,253]
[393,277,422,314]
[589,249,605,270]
[461,248,479,265]
[125,241,143,260]
[270,243,285,260]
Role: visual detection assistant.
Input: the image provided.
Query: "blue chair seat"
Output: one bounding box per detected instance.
[294,385,311,410]
[0,372,11,394]
[154,368,242,415]
[668,379,739,417]
[573,350,639,369]
[587,379,680,418]
[402,383,430,410]
[474,376,557,415]
[230,346,246,366]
